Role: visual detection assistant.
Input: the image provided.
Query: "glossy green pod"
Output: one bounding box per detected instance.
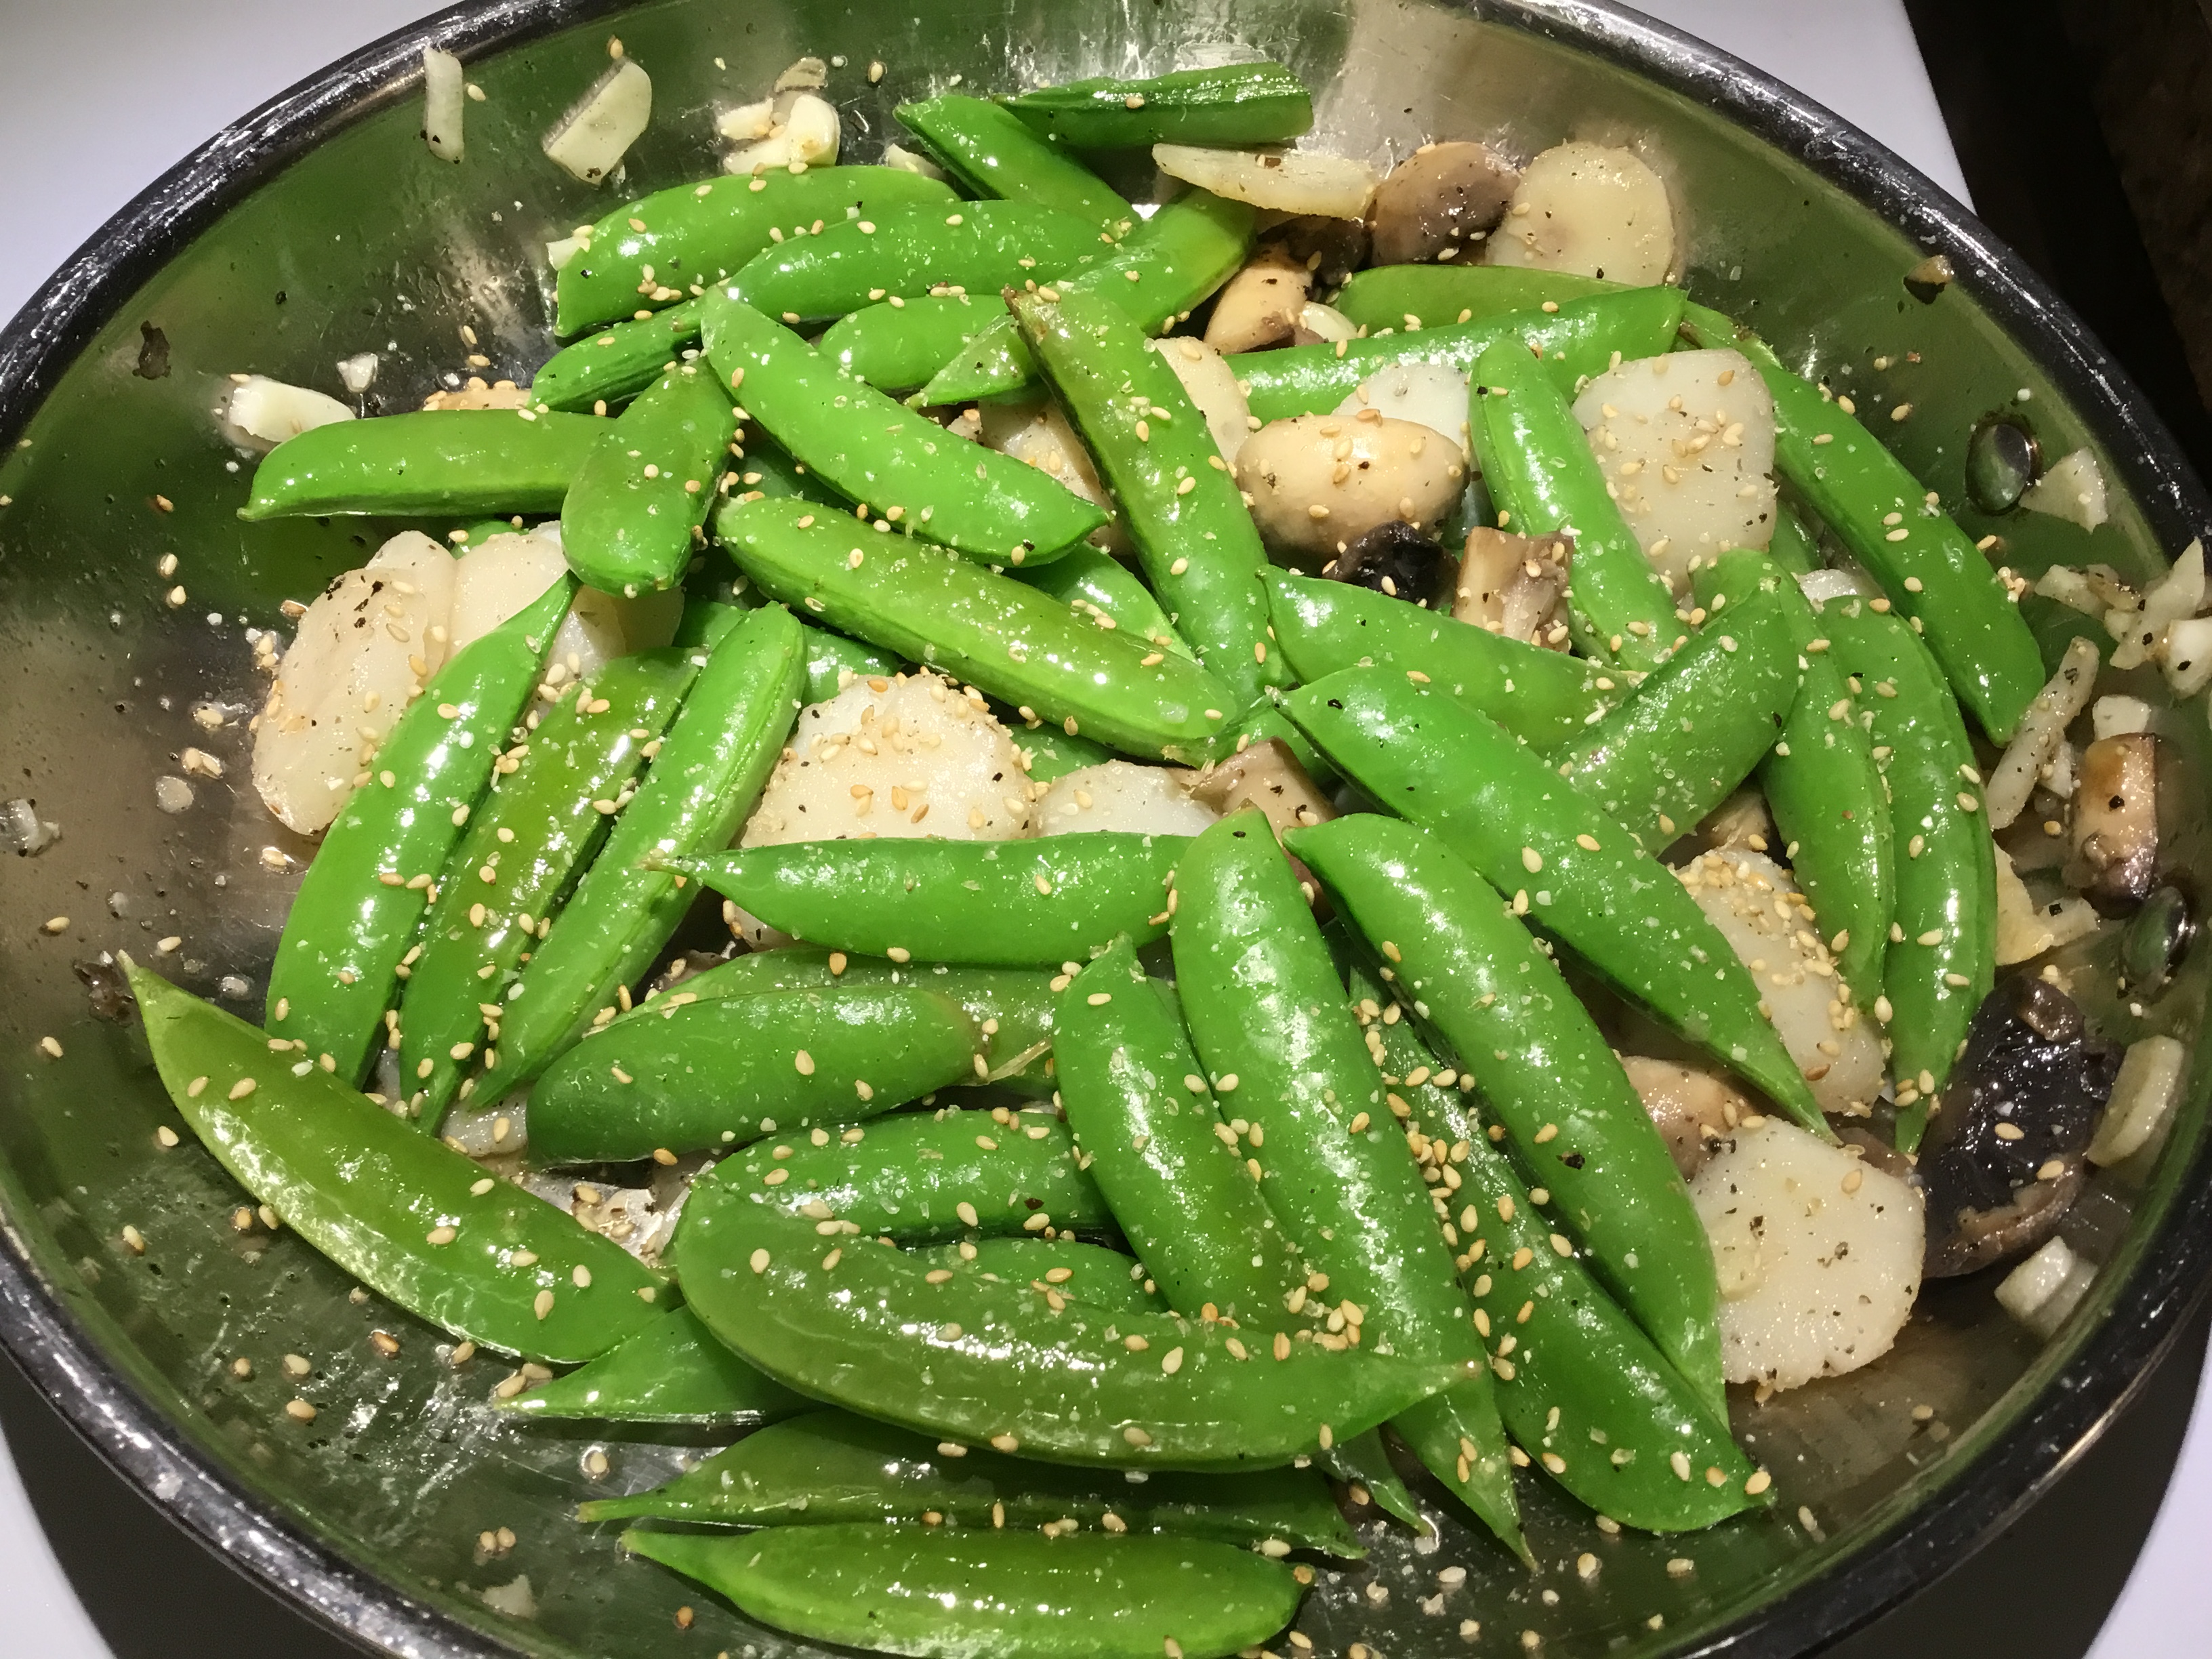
[530,300,703,414]
[1017,545,1196,661]
[1332,266,1622,332]
[560,363,737,595]
[818,294,997,393]
[499,1307,810,1426]
[1004,62,1314,148]
[897,94,1136,230]
[240,411,604,520]
[907,1237,1168,1314]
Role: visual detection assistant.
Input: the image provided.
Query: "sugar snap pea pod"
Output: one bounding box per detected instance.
[1290,815,1727,1416]
[714,495,1240,761]
[560,363,736,596]
[626,1526,1305,1659]
[1265,569,1619,750]
[529,987,982,1164]
[1056,938,1309,1327]
[729,201,1106,327]
[556,164,957,335]
[1005,62,1314,148]
[1023,722,1120,781]
[1765,496,1820,576]
[1316,1430,1424,1532]
[1682,304,2043,741]
[489,605,805,1094]
[702,296,1105,566]
[1240,287,1687,426]
[1019,544,1197,661]
[673,833,1186,967]
[922,188,1254,406]
[1283,668,1831,1136]
[398,649,694,1121]
[531,300,703,413]
[1333,266,1622,332]
[268,578,573,1084]
[1471,335,1681,671]
[1817,596,1997,1151]
[127,963,664,1363]
[908,1238,1168,1314]
[1692,550,1893,1005]
[897,94,1136,231]
[240,410,603,520]
[819,294,995,392]
[798,618,907,700]
[729,432,848,514]
[1553,586,1801,850]
[501,1307,810,1425]
[1015,287,1286,707]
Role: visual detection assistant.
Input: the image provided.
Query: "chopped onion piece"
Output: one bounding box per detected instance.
[220,375,355,453]
[2032,563,2104,616]
[1150,336,1252,464]
[716,96,777,142]
[335,353,380,396]
[2162,613,2212,699]
[2021,447,2108,531]
[544,58,653,186]
[1985,634,2100,829]
[1294,301,1357,343]
[1994,1236,2097,1340]
[1153,144,1378,220]
[773,56,829,93]
[2091,694,2153,739]
[423,47,465,163]
[724,92,840,174]
[2087,1035,2187,1166]
[545,233,587,272]
[882,143,946,181]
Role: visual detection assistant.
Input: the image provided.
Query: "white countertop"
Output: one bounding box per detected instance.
[0,3,2199,1655]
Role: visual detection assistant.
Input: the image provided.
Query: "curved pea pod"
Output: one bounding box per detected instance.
[560,363,736,596]
[729,433,849,515]
[1693,550,1893,1004]
[586,1408,1361,1554]
[1315,1429,1425,1532]
[1019,545,1197,661]
[1004,62,1314,148]
[1015,286,1286,707]
[127,964,663,1364]
[1283,667,1831,1136]
[672,832,1187,968]
[1683,304,2044,740]
[1057,939,1309,1327]
[897,94,1136,230]
[240,410,603,520]
[1333,266,1622,333]
[1289,815,1727,1418]
[1265,569,1618,750]
[531,300,703,413]
[714,495,1241,761]
[909,1237,1168,1314]
[1553,586,1802,850]
[556,164,957,335]
[500,1307,810,1426]
[626,1526,1305,1659]
[819,294,996,393]
[268,578,573,1085]
[398,648,695,1122]
[489,605,806,1095]
[1238,287,1687,426]
[528,987,982,1164]
[1817,596,1997,1150]
[701,296,1105,566]
[797,617,907,699]
[1765,496,1820,576]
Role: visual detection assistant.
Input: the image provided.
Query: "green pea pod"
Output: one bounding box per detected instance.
[1765,496,1820,576]
[529,987,981,1163]
[1471,335,1680,670]
[1332,266,1622,333]
[556,165,958,335]
[1683,304,2044,740]
[1265,569,1620,750]
[1018,545,1197,661]
[1289,815,1727,1418]
[490,605,806,1095]
[625,1526,1305,1659]
[897,94,1136,230]
[1693,550,1894,1005]
[714,495,1241,762]
[1553,587,1802,850]
[1004,62,1314,148]
[819,294,996,392]
[1239,287,1687,426]
[127,964,663,1363]
[398,648,695,1121]
[673,833,1186,968]
[1283,668,1831,1136]
[1056,939,1309,1327]
[240,411,603,520]
[268,579,573,1084]
[701,296,1106,566]
[1023,723,1120,782]
[1816,596,1997,1150]
[501,1307,811,1425]
[729,432,848,514]
[922,189,1254,406]
[586,1408,1361,1555]
[795,617,907,699]
[531,300,703,413]
[730,201,1107,327]
[1015,287,1286,707]
[1316,1430,1425,1532]
[560,363,737,596]
[909,1238,1168,1313]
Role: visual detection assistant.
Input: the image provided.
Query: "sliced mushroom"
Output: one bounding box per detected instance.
[1452,527,1571,648]
[1918,977,2118,1278]
[1236,412,1465,568]
[1273,215,1369,290]
[2067,733,2160,914]
[1330,520,1444,603]
[1485,141,1675,285]
[1203,247,1313,354]
[1368,140,1520,265]
[1184,738,1335,839]
[1620,1055,1752,1179]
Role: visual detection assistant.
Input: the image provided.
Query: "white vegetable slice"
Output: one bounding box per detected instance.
[1690,1117,1923,1391]
[2032,562,2103,615]
[716,96,778,142]
[1798,565,1882,605]
[1034,761,1216,838]
[2090,694,2153,739]
[723,91,840,174]
[1152,144,1377,220]
[1294,300,1358,343]
[2086,1034,2188,1166]
[1984,634,2100,830]
[1334,361,1472,455]
[882,143,946,181]
[1148,336,1252,464]
[551,585,684,679]
[219,375,355,454]
[979,401,1122,550]
[2163,613,2212,699]
[1485,142,1675,286]
[544,58,653,186]
[1573,349,1776,592]
[1994,1236,2097,1340]
[423,47,466,163]
[447,531,571,653]
[2020,447,2108,531]
[335,352,380,395]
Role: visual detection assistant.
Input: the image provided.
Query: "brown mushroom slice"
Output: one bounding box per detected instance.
[1273,215,1370,289]
[1235,412,1465,568]
[1368,140,1521,265]
[1202,246,1313,354]
[2067,733,2160,914]
[1620,1055,1752,1179]
[1452,527,1572,649]
[1183,738,1335,838]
